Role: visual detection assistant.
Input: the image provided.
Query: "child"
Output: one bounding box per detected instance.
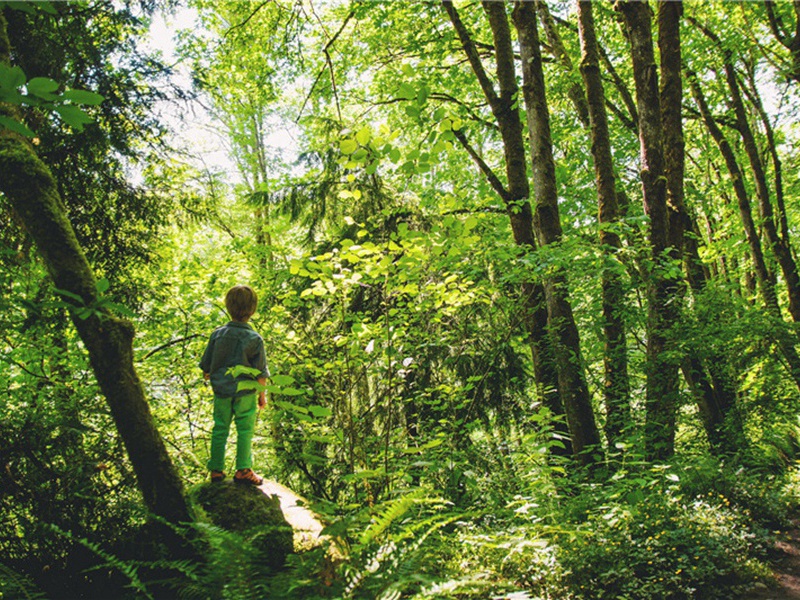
[199,284,269,485]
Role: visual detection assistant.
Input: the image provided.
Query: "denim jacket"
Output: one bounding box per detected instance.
[199,321,270,398]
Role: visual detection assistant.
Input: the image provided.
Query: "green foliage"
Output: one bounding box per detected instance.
[0,62,102,136]
[553,492,768,599]
[0,563,48,600]
[7,0,800,598]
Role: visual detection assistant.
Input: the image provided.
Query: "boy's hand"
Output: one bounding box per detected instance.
[257,377,267,409]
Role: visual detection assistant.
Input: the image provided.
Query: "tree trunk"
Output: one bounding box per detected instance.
[687,69,800,391]
[658,1,685,258]
[535,1,590,128]
[617,0,680,461]
[725,60,800,324]
[764,0,800,85]
[576,0,631,451]
[692,16,800,324]
[0,11,191,527]
[513,0,602,466]
[441,0,572,457]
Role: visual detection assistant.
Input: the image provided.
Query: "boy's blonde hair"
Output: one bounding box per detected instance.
[225,285,258,321]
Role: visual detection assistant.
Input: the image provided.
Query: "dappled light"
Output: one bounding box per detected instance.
[4,1,800,598]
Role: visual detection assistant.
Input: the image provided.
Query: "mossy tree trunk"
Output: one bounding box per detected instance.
[512,0,602,466]
[442,0,572,459]
[577,0,631,453]
[0,10,191,526]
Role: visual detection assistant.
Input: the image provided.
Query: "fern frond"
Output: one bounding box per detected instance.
[46,523,154,599]
[359,488,447,546]
[0,563,48,600]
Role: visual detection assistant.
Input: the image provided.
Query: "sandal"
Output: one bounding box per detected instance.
[234,468,263,486]
[210,470,225,483]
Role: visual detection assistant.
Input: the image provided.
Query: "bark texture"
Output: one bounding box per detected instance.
[617,0,680,461]
[442,0,572,457]
[0,11,191,527]
[513,0,602,465]
[576,0,630,451]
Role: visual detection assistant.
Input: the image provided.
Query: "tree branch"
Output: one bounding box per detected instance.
[223,1,273,39]
[143,334,204,360]
[441,1,498,105]
[451,128,510,202]
[295,9,355,123]
[765,0,791,45]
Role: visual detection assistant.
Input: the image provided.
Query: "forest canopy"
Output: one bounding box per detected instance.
[3,0,800,598]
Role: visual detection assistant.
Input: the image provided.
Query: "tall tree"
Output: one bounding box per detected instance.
[703,23,800,325]
[511,0,601,465]
[576,0,630,450]
[617,0,682,461]
[686,69,800,391]
[441,0,573,459]
[0,9,191,527]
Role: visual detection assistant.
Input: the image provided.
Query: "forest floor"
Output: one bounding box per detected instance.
[741,520,800,600]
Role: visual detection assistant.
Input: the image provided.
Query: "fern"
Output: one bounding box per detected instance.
[358,488,447,546]
[0,563,49,600]
[341,488,459,599]
[47,523,154,599]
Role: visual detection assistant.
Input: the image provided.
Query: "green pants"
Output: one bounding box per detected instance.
[207,394,257,472]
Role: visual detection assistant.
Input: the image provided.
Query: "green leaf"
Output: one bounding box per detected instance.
[340,138,358,155]
[417,85,429,105]
[96,278,110,294]
[26,77,59,98]
[0,64,26,93]
[275,400,308,414]
[53,105,93,130]
[0,115,34,137]
[62,89,105,106]
[278,387,305,396]
[271,374,296,386]
[52,287,85,305]
[397,82,416,100]
[355,126,371,145]
[5,1,38,14]
[237,380,264,391]
[307,405,332,418]
[229,365,262,378]
[101,301,135,319]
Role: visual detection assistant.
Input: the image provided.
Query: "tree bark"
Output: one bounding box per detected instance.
[512,0,602,466]
[764,0,800,85]
[0,11,191,527]
[687,69,800,390]
[442,0,572,457]
[658,1,685,258]
[576,0,630,451]
[535,1,590,128]
[617,0,680,461]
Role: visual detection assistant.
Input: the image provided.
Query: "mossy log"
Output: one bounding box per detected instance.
[192,481,295,571]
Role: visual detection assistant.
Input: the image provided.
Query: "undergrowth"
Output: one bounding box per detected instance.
[3,456,799,599]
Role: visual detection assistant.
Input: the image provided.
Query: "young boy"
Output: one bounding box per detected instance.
[199,284,269,485]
